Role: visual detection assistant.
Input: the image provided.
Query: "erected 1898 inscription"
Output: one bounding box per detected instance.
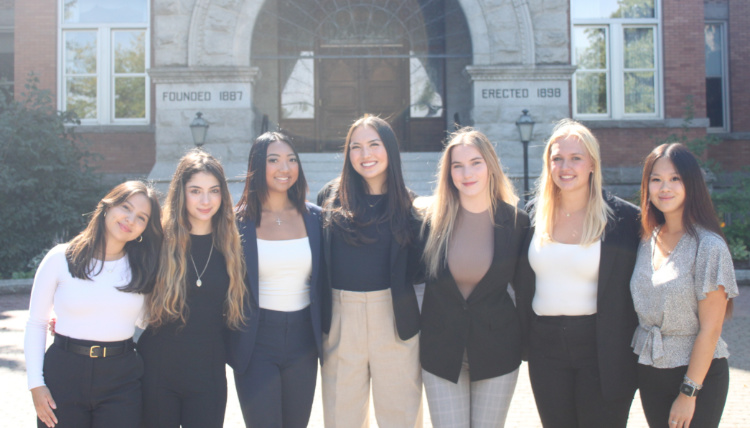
[475,81,568,107]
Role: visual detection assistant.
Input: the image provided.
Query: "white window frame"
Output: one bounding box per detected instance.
[572,1,663,120]
[705,20,730,132]
[57,1,150,125]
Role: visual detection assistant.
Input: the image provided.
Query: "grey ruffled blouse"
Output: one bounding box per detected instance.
[630,226,739,369]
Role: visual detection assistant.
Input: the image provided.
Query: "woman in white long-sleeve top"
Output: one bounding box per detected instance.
[630,143,738,428]
[24,181,163,428]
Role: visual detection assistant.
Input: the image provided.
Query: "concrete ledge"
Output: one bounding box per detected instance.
[0,278,33,295]
[736,270,750,286]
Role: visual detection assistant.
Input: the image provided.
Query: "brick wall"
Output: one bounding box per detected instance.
[593,127,706,167]
[80,132,156,176]
[728,0,750,132]
[14,0,56,96]
[709,139,750,171]
[662,0,706,119]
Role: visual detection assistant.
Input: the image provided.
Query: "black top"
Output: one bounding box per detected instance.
[330,194,392,291]
[143,233,230,341]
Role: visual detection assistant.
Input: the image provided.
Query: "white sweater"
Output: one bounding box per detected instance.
[24,244,144,389]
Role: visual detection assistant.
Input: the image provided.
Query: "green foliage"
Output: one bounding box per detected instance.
[0,75,105,278]
[712,171,750,261]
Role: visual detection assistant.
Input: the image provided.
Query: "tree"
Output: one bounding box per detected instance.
[0,75,104,277]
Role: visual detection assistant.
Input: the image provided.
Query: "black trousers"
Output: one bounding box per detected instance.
[234,307,318,428]
[638,358,729,428]
[138,333,227,428]
[41,335,143,428]
[528,315,633,428]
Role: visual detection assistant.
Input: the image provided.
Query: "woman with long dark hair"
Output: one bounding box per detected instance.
[516,119,641,427]
[317,115,423,428]
[419,128,528,427]
[631,143,738,428]
[228,132,323,427]
[138,149,246,428]
[25,181,163,428]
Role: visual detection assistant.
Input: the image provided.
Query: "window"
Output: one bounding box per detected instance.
[0,30,12,102]
[59,0,149,124]
[572,0,661,119]
[705,22,729,131]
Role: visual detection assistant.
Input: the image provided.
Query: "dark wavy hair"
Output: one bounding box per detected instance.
[236,132,308,223]
[321,115,414,246]
[65,181,163,294]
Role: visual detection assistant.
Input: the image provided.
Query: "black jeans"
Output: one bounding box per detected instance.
[41,336,143,428]
[528,315,633,428]
[638,358,729,428]
[234,307,318,428]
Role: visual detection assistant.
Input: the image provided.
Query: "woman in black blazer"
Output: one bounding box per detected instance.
[227,132,324,428]
[419,128,530,427]
[515,119,640,428]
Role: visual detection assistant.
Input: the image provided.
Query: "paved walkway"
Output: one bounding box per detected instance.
[2,287,748,427]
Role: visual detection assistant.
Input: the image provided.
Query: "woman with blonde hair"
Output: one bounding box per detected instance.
[419,128,529,427]
[25,181,163,428]
[516,119,640,427]
[138,149,246,428]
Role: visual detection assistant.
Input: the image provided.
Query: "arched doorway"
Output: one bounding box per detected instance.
[250,0,472,152]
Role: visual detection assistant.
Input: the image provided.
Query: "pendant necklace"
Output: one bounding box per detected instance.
[189,236,214,287]
[275,217,282,226]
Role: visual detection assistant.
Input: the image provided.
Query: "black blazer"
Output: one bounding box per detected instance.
[516,192,641,400]
[317,181,422,341]
[420,201,531,383]
[226,202,325,374]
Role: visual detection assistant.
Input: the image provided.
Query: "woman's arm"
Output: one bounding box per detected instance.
[668,287,728,428]
[24,246,65,426]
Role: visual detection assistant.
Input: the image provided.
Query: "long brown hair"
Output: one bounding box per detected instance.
[65,181,163,293]
[321,115,414,246]
[147,149,247,329]
[640,143,733,318]
[236,132,308,223]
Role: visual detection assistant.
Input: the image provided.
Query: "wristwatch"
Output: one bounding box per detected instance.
[679,382,700,397]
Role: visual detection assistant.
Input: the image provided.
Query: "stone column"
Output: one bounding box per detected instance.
[465,65,576,193]
[147,66,260,199]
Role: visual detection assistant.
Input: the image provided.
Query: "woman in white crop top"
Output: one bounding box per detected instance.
[516,119,641,428]
[24,181,163,428]
[228,132,324,428]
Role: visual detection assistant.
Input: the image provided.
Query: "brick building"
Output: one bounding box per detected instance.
[3,0,749,196]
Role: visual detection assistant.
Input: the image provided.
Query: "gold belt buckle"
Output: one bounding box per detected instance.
[89,345,106,358]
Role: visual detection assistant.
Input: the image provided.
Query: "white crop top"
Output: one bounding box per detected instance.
[529,232,601,316]
[24,244,144,389]
[258,237,312,312]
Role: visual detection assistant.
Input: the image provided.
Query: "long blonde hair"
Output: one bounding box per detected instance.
[532,119,612,245]
[147,149,247,330]
[422,128,518,279]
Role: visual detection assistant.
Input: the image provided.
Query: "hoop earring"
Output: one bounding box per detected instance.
[137,235,143,243]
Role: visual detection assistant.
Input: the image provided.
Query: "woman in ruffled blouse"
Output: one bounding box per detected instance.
[630,143,739,428]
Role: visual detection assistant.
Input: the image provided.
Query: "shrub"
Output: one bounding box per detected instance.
[0,75,105,278]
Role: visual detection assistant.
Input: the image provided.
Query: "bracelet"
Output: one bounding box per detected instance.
[683,375,703,390]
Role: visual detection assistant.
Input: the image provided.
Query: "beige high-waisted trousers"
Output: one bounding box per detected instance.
[322,288,423,428]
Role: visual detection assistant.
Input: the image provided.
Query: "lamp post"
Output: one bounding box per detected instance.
[190,112,209,147]
[515,109,535,203]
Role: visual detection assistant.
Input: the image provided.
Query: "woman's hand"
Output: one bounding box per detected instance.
[31,386,58,427]
[668,394,696,428]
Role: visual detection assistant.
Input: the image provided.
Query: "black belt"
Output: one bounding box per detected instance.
[54,334,134,358]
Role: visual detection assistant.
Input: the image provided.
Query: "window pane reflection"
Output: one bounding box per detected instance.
[114,31,145,74]
[576,73,608,115]
[65,31,97,75]
[66,76,97,119]
[624,72,655,113]
[574,27,607,70]
[63,0,148,24]
[115,77,145,119]
[281,52,315,119]
[624,28,654,69]
[572,0,654,19]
